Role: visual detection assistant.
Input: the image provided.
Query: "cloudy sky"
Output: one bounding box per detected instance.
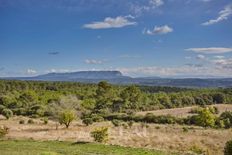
[0,0,232,77]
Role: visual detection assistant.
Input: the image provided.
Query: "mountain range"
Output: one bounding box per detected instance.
[1,71,232,88]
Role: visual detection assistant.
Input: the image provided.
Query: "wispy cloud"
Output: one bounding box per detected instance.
[202,4,232,26]
[118,64,232,77]
[186,47,232,54]
[214,55,225,59]
[83,15,136,29]
[85,59,104,64]
[26,69,37,75]
[143,25,173,35]
[130,0,164,16]
[196,54,206,60]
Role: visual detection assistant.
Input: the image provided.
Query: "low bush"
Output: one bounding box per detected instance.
[0,126,9,138]
[224,140,232,155]
[91,127,108,143]
[19,120,25,124]
[43,118,48,124]
[111,119,121,127]
[182,127,188,132]
[128,121,134,128]
[190,145,204,154]
[2,109,13,119]
[28,119,34,124]
[82,118,93,126]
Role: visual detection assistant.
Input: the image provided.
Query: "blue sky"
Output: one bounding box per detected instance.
[0,0,232,77]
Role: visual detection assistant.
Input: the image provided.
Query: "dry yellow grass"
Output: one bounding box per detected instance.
[137,104,232,117]
[1,115,232,155]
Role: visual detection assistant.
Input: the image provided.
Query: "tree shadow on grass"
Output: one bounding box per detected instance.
[71,141,90,145]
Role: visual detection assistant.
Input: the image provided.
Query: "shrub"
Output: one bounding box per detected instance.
[220,111,232,128]
[195,108,216,128]
[19,120,25,124]
[0,105,5,113]
[2,109,13,119]
[128,121,134,128]
[91,114,104,122]
[189,107,203,114]
[82,118,93,126]
[43,118,48,124]
[155,126,160,129]
[122,122,128,129]
[0,126,9,138]
[224,140,232,155]
[28,119,34,124]
[182,127,189,132]
[91,127,108,143]
[111,119,121,127]
[190,145,204,154]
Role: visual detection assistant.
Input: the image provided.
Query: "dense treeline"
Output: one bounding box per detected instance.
[105,107,232,129]
[0,80,232,128]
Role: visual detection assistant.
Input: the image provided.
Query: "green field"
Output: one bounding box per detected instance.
[0,140,175,155]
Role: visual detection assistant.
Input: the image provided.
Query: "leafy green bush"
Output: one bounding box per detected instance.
[111,119,121,127]
[2,109,13,119]
[0,126,9,138]
[220,111,232,128]
[190,145,204,154]
[194,108,216,128]
[0,105,5,113]
[182,127,188,132]
[91,127,108,143]
[82,118,93,126]
[224,140,232,155]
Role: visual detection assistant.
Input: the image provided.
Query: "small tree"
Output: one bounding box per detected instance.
[91,127,108,143]
[224,140,232,155]
[59,110,76,128]
[2,109,13,119]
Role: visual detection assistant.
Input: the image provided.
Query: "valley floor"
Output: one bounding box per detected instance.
[0,114,231,155]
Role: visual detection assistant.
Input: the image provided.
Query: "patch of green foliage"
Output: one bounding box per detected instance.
[0,140,173,155]
[91,127,109,143]
[224,140,232,155]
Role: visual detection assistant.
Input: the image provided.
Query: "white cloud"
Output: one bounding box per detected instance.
[144,25,173,35]
[26,69,37,75]
[214,55,225,59]
[186,47,232,54]
[202,4,232,26]
[149,0,164,7]
[196,54,206,60]
[118,64,232,77]
[85,59,103,64]
[83,16,136,29]
[130,0,164,16]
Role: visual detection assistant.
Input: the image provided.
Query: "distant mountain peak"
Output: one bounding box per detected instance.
[35,70,129,80]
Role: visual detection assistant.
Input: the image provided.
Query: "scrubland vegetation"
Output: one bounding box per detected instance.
[0,80,232,154]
